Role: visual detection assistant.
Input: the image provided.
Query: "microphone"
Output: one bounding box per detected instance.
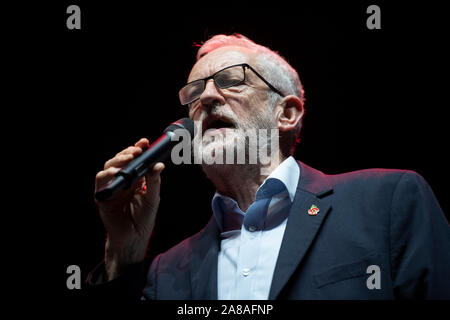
[95,118,194,201]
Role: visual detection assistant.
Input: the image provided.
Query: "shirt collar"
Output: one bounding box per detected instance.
[256,156,299,202]
[211,156,300,232]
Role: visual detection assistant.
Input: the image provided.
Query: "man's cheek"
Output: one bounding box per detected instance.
[189,105,204,121]
[247,91,266,108]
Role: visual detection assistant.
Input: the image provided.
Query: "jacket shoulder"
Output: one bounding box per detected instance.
[328,167,425,188]
[321,168,431,210]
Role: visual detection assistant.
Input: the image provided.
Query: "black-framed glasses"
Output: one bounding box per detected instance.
[179,63,285,106]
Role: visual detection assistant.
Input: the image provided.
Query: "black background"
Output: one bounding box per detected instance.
[15,1,449,304]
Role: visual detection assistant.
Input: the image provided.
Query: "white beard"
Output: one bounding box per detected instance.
[194,104,281,178]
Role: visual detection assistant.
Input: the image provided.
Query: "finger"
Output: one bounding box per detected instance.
[116,146,143,158]
[134,162,165,194]
[140,162,165,211]
[135,138,150,150]
[104,153,134,170]
[95,167,121,190]
[150,162,165,176]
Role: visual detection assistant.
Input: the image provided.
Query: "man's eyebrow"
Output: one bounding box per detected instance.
[188,61,247,83]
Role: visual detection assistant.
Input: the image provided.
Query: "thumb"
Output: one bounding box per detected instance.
[131,162,165,234]
[141,162,165,211]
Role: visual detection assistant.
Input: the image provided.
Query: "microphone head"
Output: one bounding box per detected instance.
[164,118,195,136]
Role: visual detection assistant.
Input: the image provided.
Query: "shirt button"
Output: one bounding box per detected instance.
[249,226,256,232]
[242,268,250,276]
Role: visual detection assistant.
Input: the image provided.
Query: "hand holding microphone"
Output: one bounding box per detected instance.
[95,118,194,201]
[93,118,194,280]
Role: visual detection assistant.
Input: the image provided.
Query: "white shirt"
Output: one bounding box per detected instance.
[211,156,300,299]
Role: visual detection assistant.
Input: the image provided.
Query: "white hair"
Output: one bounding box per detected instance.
[196,34,305,156]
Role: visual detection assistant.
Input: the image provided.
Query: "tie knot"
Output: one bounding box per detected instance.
[255,178,286,201]
[243,179,288,232]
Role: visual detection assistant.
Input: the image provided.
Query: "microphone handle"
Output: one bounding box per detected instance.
[95,131,176,201]
[94,175,127,201]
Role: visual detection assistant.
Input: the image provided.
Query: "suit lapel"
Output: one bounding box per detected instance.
[188,161,333,300]
[269,161,333,299]
[189,216,220,299]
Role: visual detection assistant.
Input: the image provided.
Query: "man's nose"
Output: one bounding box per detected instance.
[199,79,226,107]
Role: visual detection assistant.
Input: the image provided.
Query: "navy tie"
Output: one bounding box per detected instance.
[243,178,287,231]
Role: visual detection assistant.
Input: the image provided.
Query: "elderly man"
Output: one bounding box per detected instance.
[89,34,450,300]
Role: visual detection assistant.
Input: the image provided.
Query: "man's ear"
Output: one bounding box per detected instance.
[275,95,304,133]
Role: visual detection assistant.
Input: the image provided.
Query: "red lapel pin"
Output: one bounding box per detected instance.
[308,204,320,216]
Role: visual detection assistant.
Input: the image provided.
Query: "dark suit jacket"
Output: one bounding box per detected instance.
[87,161,450,299]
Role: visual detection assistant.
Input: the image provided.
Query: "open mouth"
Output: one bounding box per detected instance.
[203,117,235,134]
